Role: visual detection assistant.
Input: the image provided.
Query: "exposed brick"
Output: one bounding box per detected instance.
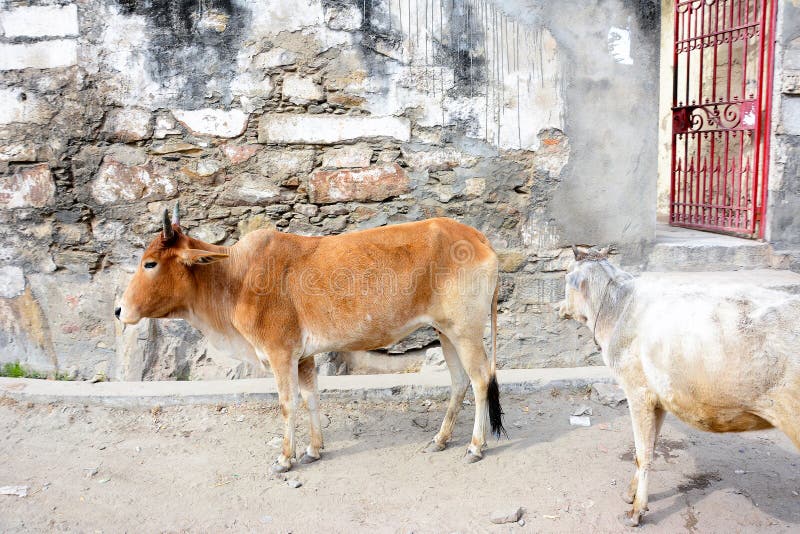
[0,40,78,71]
[0,5,79,38]
[258,114,411,144]
[171,108,249,138]
[90,159,176,205]
[309,163,410,204]
[0,164,55,209]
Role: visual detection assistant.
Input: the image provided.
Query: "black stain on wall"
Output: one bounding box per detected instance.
[115,0,248,105]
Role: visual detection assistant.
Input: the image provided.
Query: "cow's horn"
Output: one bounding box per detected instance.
[172,201,180,226]
[162,208,174,240]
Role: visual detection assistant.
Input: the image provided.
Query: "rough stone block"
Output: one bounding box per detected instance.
[309,163,410,204]
[400,146,478,171]
[101,108,152,143]
[0,266,25,299]
[282,74,324,104]
[171,108,249,138]
[321,144,372,168]
[0,164,55,208]
[256,149,315,181]
[221,144,259,165]
[0,89,54,125]
[258,114,411,144]
[219,174,282,206]
[324,4,362,31]
[0,40,78,70]
[0,142,36,163]
[0,5,79,38]
[90,159,176,205]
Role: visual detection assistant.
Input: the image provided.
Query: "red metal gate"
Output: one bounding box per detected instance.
[670,0,777,238]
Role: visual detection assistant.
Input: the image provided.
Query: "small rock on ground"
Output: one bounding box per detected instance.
[490,506,523,524]
[592,382,627,407]
[287,479,302,489]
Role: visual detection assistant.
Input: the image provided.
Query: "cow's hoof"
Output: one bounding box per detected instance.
[423,440,446,453]
[299,453,320,465]
[270,461,291,474]
[621,491,635,504]
[464,451,483,464]
[619,510,641,527]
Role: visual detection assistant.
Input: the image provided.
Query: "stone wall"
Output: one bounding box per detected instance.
[767,0,800,249]
[0,0,659,380]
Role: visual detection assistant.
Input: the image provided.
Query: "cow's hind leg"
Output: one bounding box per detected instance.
[424,333,469,453]
[449,336,492,463]
[264,351,300,473]
[623,406,665,505]
[298,355,324,464]
[621,390,662,527]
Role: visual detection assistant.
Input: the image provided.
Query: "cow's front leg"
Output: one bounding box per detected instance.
[298,355,323,464]
[266,351,300,473]
[621,389,662,527]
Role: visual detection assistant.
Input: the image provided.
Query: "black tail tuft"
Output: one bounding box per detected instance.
[487,375,507,439]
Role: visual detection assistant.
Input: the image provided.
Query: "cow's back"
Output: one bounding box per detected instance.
[249,218,497,354]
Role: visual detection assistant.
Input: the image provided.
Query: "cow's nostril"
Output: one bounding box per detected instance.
[115,307,121,319]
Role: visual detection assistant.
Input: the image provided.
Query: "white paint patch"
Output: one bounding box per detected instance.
[0,4,79,38]
[607,27,633,66]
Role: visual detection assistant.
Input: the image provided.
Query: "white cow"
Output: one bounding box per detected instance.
[559,246,800,526]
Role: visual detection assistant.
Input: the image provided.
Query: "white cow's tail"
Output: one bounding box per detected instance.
[488,277,506,438]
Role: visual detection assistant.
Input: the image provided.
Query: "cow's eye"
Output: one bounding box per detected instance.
[144,261,157,269]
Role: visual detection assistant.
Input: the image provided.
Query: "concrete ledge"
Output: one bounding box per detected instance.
[0,367,613,408]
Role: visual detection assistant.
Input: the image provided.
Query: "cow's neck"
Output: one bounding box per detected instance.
[182,243,246,335]
[588,263,634,353]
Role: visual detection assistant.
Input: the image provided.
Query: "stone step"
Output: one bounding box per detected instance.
[638,269,800,295]
[645,224,780,272]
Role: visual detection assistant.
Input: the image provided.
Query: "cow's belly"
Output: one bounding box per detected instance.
[301,316,433,355]
[658,394,774,432]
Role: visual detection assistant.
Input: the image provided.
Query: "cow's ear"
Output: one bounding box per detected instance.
[572,245,589,261]
[179,249,229,266]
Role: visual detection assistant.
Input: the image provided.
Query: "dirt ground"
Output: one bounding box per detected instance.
[1,388,798,533]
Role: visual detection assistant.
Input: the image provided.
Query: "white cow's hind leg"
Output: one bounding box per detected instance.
[622,390,662,527]
[425,333,469,453]
[298,355,324,463]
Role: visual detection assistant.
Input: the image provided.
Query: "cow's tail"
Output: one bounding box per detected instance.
[488,277,507,439]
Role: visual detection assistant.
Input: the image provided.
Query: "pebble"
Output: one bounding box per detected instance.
[518,519,525,526]
[287,479,302,489]
[734,469,746,475]
[572,405,592,417]
[236,415,245,423]
[490,507,523,524]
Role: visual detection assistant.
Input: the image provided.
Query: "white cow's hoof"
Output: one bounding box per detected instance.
[464,451,483,464]
[298,453,320,465]
[619,510,641,527]
[423,440,446,453]
[270,461,291,474]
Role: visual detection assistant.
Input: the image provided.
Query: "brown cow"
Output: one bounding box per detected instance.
[117,206,505,472]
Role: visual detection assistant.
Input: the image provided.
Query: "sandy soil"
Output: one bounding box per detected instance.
[1,387,798,533]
